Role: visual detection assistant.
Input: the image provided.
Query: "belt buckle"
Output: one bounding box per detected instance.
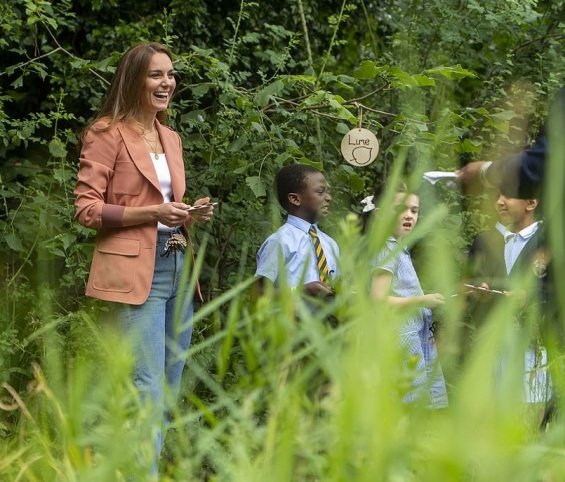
[162,232,187,257]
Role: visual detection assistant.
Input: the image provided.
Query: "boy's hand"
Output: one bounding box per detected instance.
[304,281,334,298]
[504,288,527,308]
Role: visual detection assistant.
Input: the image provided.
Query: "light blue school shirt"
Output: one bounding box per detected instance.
[255,214,340,287]
[504,221,541,274]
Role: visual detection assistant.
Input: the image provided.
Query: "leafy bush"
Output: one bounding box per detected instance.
[1,0,564,480]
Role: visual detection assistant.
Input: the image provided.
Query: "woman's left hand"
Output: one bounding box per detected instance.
[189,197,214,223]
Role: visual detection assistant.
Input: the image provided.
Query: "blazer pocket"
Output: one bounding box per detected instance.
[112,161,143,195]
[92,237,140,293]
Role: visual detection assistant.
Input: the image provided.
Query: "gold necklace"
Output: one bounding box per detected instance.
[142,132,160,161]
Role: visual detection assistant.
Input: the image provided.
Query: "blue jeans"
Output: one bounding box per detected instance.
[117,229,194,475]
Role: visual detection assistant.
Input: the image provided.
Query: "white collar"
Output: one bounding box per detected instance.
[504,221,541,242]
[495,221,511,237]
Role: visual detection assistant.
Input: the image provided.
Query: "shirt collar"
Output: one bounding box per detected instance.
[387,235,409,254]
[505,221,541,243]
[495,221,511,237]
[286,214,315,234]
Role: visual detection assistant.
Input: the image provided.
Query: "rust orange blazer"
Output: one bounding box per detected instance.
[75,119,189,305]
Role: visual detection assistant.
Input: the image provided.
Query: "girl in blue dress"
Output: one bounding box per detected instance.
[367,187,448,408]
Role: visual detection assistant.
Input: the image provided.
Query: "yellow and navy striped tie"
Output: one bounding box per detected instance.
[308,225,329,283]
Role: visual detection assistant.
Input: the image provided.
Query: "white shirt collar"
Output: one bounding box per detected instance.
[504,220,541,243]
[495,221,511,237]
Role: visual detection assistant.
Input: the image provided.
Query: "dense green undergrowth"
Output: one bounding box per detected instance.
[1,0,565,480]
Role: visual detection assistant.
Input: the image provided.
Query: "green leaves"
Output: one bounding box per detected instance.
[254,80,285,108]
[5,233,24,252]
[351,61,476,90]
[425,65,477,80]
[353,60,382,80]
[245,176,266,198]
[48,137,67,158]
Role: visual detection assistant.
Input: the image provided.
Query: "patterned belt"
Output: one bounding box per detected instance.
[161,229,187,257]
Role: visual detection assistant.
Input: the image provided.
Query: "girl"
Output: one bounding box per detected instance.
[367,186,448,408]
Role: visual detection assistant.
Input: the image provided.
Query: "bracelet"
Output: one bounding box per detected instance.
[479,161,493,187]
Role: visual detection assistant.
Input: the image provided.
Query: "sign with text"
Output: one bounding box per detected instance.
[340,128,379,166]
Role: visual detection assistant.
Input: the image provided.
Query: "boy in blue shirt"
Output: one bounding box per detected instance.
[255,164,339,297]
[471,181,551,406]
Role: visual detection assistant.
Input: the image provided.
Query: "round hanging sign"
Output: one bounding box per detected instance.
[341,128,379,167]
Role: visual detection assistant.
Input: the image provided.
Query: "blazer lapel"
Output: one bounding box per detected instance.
[117,122,161,194]
[156,121,186,203]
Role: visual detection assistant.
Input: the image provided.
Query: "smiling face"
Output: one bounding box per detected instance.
[393,192,419,238]
[289,172,332,223]
[140,52,176,117]
[496,193,538,232]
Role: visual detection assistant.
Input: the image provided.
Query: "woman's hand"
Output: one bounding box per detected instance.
[188,196,214,223]
[156,202,191,227]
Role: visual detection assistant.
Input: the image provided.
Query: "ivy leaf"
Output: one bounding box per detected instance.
[246,176,266,198]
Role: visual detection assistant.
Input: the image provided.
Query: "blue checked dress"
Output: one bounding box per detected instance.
[375,237,448,408]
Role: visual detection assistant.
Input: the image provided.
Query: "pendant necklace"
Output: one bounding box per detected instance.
[143,132,160,161]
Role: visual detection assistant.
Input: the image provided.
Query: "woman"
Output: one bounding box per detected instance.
[74,42,213,470]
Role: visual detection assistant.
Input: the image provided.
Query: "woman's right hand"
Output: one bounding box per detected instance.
[156,202,190,227]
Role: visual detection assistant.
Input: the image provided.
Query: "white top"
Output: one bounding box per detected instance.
[151,152,174,231]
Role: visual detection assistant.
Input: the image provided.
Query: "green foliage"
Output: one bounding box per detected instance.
[1,0,565,479]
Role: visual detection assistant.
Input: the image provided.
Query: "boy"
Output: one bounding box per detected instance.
[255,164,339,297]
[471,181,550,404]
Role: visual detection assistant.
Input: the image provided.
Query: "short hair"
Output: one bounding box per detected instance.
[275,164,321,211]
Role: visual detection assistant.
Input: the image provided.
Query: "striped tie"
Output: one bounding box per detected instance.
[309,225,329,283]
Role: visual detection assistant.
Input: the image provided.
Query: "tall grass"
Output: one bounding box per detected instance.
[2,114,565,482]
[3,184,565,482]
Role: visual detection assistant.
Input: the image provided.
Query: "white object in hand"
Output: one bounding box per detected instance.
[423,171,458,185]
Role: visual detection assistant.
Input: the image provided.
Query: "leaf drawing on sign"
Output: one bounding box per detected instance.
[350,146,372,165]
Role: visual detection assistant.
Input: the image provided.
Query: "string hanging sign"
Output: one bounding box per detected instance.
[340,103,379,167]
